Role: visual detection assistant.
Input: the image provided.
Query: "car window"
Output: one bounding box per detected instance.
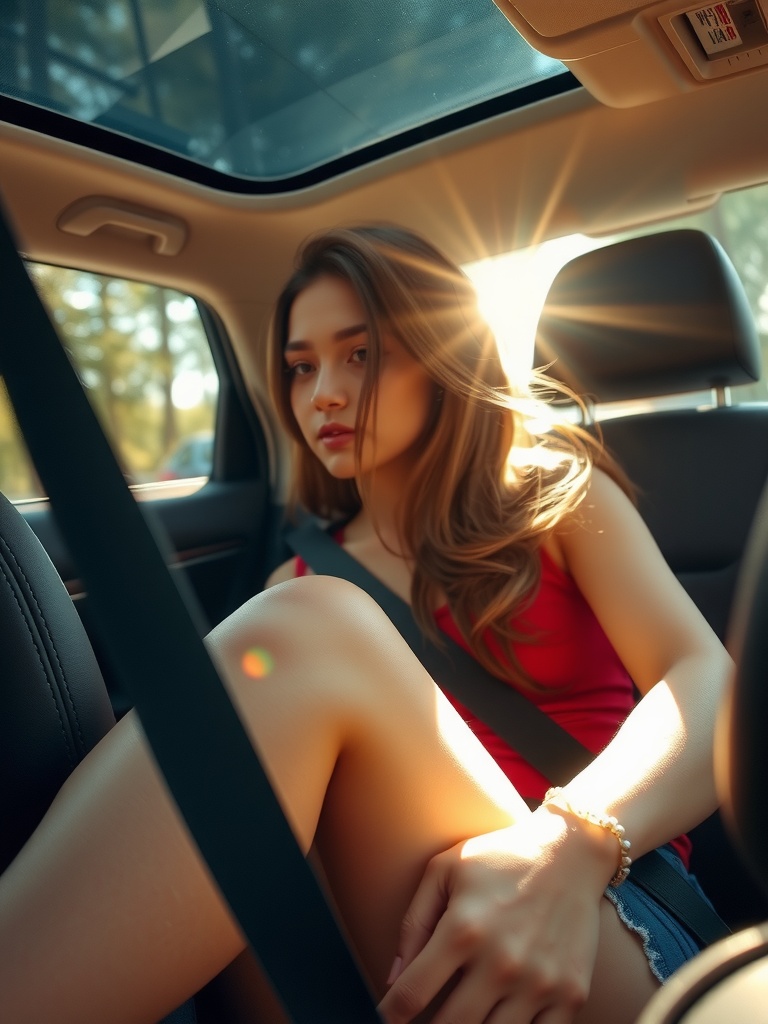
[465,180,768,415]
[0,0,571,187]
[0,265,218,501]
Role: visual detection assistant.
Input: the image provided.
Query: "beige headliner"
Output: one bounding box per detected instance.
[1,5,768,465]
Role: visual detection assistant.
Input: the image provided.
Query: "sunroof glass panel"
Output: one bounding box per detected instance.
[0,0,569,182]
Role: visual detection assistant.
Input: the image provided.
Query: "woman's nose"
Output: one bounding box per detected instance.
[312,367,347,410]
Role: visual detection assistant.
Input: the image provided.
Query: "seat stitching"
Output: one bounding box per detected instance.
[0,538,81,765]
[0,534,87,752]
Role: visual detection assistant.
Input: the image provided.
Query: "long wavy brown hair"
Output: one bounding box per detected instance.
[267,225,633,689]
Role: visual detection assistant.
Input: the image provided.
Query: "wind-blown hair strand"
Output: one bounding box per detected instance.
[268,225,632,689]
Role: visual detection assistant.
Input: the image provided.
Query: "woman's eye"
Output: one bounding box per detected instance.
[286,361,313,377]
[350,347,368,364]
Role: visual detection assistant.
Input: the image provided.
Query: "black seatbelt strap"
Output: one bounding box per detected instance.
[286,519,732,948]
[287,522,592,783]
[0,202,381,1023]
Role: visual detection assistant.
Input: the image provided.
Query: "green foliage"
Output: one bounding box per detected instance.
[0,265,218,500]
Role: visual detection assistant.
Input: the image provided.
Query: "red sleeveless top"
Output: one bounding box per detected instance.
[293,539,691,865]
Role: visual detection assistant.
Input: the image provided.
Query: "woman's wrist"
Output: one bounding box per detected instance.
[536,788,632,888]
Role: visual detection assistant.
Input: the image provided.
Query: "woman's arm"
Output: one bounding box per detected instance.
[553,467,733,854]
[381,468,733,1023]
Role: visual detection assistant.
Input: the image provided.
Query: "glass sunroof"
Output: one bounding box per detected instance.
[0,1,573,186]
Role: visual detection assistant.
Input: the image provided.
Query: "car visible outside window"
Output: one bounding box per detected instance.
[465,181,768,415]
[0,266,218,501]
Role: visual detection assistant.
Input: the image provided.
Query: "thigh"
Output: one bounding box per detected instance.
[214,577,532,994]
[213,578,662,1018]
[578,898,659,1024]
[313,684,530,994]
[0,576,525,1024]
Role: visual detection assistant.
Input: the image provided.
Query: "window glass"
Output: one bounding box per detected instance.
[0,0,571,184]
[464,181,768,409]
[0,265,218,501]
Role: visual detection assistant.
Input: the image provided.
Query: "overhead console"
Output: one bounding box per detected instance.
[492,0,768,105]
[661,2,768,78]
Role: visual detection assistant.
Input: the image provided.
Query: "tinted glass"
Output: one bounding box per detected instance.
[0,0,569,182]
[0,265,218,501]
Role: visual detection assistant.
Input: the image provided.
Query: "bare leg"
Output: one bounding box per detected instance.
[208,576,532,992]
[579,900,658,1024]
[0,577,525,1023]
[0,576,658,1023]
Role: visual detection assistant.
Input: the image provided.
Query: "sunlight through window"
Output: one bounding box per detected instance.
[463,235,607,385]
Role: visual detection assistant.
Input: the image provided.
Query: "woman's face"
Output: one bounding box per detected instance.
[285,274,436,481]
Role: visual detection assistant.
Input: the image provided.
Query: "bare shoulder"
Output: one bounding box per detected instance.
[554,466,729,691]
[554,466,659,585]
[560,466,637,537]
[264,556,303,589]
[578,464,634,514]
[544,468,630,564]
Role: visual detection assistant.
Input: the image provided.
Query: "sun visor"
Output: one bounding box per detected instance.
[492,0,768,106]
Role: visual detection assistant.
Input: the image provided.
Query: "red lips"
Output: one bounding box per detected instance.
[318,422,355,449]
[318,422,354,439]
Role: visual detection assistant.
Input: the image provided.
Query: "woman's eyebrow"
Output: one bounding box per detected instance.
[285,323,368,351]
[335,323,368,341]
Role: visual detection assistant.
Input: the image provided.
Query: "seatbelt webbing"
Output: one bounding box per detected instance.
[286,519,732,949]
[0,202,380,1023]
[286,520,592,783]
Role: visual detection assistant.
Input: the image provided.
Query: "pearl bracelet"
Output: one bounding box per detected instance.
[542,787,632,887]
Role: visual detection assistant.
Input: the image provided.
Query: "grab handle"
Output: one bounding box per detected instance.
[58,196,187,256]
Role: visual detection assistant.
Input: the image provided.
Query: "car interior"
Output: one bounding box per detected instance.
[2,0,768,1020]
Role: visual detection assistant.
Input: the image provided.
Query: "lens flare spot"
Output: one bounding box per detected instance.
[241,646,274,679]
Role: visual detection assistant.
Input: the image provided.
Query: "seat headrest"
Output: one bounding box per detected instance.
[534,229,761,403]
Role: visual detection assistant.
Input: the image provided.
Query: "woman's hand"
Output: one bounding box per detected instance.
[378,807,616,1024]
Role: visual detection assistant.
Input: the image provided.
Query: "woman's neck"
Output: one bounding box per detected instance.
[347,504,404,554]
[341,496,417,607]
[347,472,409,556]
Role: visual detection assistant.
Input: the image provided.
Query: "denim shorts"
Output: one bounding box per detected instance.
[604,845,713,982]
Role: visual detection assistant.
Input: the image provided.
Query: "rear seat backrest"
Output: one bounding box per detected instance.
[535,228,765,641]
[534,228,768,930]
[596,407,768,640]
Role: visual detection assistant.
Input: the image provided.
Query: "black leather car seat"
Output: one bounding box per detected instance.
[0,489,196,1022]
[536,228,765,643]
[535,228,768,930]
[635,480,768,1022]
[0,489,115,873]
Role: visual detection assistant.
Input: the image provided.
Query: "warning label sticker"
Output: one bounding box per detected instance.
[686,4,744,54]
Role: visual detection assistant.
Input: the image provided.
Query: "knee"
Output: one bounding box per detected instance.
[205,575,432,743]
[260,574,387,643]
[213,573,438,715]
[208,574,399,679]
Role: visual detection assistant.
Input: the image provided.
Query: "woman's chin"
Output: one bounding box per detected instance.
[319,455,357,480]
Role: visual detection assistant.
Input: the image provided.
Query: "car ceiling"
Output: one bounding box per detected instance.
[1,0,768,420]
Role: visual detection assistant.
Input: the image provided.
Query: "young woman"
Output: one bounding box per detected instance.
[0,226,730,1024]
[264,225,733,1020]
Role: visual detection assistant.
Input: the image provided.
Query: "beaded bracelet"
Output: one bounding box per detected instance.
[543,787,632,887]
